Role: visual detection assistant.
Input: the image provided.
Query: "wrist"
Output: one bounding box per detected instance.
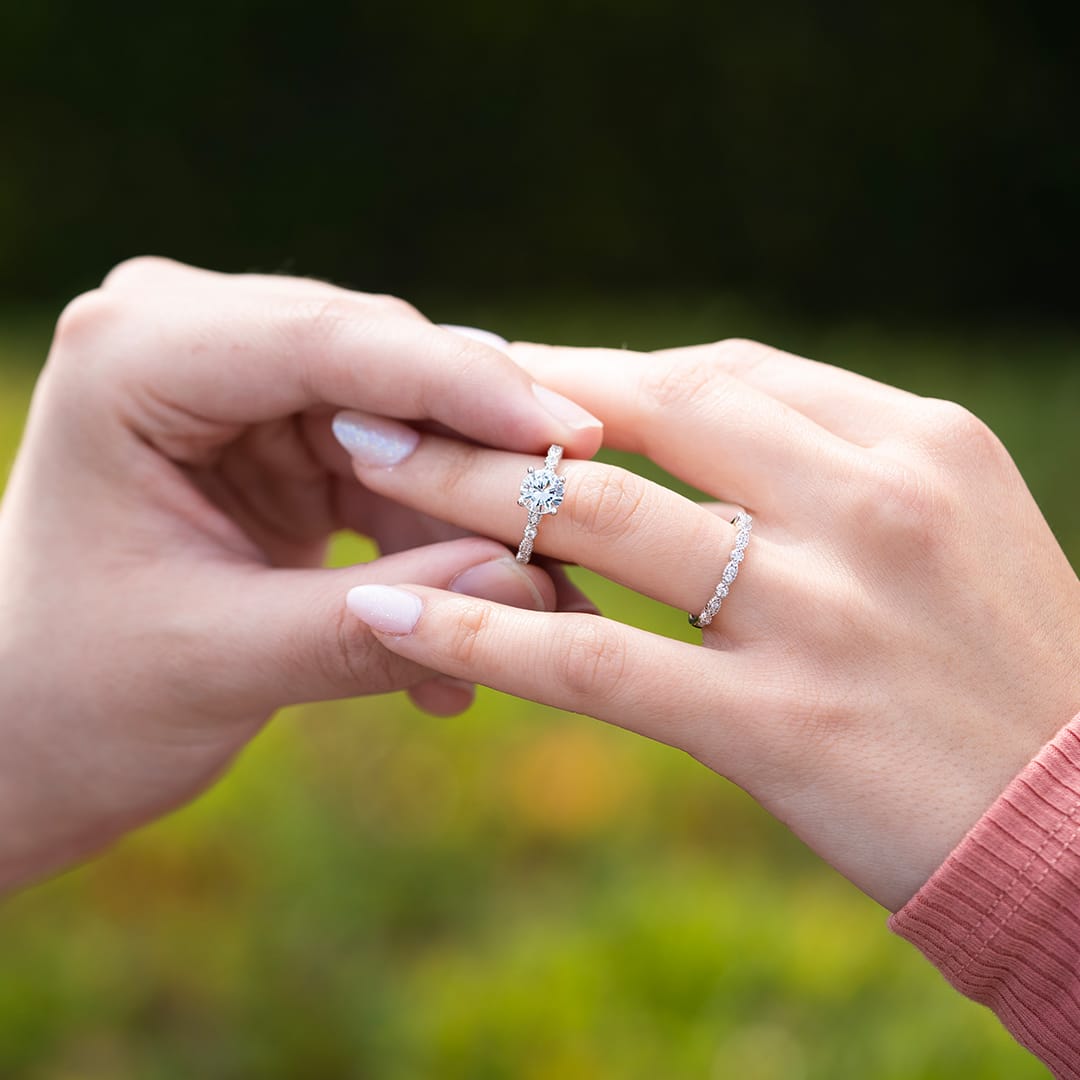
[0,646,124,892]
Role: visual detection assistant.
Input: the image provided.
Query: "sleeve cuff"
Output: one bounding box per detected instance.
[890,711,1080,1078]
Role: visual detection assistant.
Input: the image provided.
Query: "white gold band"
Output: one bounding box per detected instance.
[515,444,565,564]
[689,511,753,628]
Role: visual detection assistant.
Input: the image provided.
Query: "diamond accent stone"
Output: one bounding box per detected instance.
[688,510,753,629]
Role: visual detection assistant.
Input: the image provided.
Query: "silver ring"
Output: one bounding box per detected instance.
[515,444,565,563]
[689,511,753,628]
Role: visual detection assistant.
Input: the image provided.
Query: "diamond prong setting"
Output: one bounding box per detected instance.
[515,445,565,563]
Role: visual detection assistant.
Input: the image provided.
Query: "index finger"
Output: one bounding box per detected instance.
[55,259,603,459]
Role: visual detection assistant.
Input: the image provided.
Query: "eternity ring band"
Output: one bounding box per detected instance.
[515,444,565,564]
[688,511,753,629]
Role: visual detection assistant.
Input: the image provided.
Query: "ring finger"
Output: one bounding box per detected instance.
[333,412,786,629]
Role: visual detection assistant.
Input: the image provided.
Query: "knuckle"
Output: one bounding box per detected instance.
[569,465,650,540]
[49,290,131,377]
[44,291,134,415]
[275,297,365,394]
[367,292,423,320]
[443,336,493,382]
[100,255,180,291]
[911,399,1002,461]
[417,337,506,419]
[284,296,356,351]
[53,289,116,346]
[842,454,965,565]
[553,618,627,702]
[845,456,943,544]
[433,443,482,506]
[784,681,865,759]
[640,354,721,410]
[443,600,491,667]
[711,337,765,372]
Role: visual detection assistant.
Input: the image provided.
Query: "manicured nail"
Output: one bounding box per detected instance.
[346,585,422,635]
[449,556,547,611]
[438,324,509,351]
[532,384,602,431]
[332,410,420,467]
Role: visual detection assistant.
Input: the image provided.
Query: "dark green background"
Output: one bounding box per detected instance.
[3,1,1079,319]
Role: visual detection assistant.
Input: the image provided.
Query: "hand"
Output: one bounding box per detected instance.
[0,260,602,889]
[338,337,1080,910]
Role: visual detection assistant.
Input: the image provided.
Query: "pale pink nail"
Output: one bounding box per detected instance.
[346,585,422,634]
[332,410,419,467]
[532,384,602,431]
[438,324,509,351]
[450,556,547,611]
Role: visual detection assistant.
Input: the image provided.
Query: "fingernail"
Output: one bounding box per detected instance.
[332,410,420,467]
[532,384,602,431]
[346,585,422,634]
[438,324,509,351]
[450,556,547,611]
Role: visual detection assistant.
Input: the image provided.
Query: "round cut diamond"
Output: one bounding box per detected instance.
[519,468,565,515]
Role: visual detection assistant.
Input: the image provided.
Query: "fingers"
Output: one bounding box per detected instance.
[507,339,923,449]
[54,258,603,463]
[195,538,555,711]
[488,341,870,513]
[344,584,745,759]
[336,416,763,616]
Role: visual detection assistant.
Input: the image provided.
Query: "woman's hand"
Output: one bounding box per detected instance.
[0,260,602,890]
[338,337,1080,910]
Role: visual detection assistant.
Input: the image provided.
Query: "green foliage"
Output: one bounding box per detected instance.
[0,305,1072,1078]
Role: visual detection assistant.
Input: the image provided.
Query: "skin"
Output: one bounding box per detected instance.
[0,259,604,891]
[342,337,1080,911]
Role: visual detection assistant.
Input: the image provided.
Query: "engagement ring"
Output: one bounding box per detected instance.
[515,444,565,563]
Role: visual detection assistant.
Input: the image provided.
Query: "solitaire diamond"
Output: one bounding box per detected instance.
[518,467,565,516]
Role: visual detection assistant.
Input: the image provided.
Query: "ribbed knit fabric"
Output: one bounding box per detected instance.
[891,713,1080,1079]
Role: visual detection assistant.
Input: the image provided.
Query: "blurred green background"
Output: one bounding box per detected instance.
[2,3,1078,1078]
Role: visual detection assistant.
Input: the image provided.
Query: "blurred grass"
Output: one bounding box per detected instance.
[1,301,1075,1079]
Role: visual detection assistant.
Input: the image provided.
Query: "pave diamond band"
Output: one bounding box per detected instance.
[688,511,753,629]
[515,444,565,564]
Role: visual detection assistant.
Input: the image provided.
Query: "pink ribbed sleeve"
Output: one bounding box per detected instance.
[890,713,1080,1079]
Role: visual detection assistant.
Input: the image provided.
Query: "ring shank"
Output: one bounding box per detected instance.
[516,509,542,563]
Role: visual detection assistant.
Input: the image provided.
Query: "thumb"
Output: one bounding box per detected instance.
[194,538,554,713]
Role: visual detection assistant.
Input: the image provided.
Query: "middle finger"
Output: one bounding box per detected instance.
[504,341,869,516]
